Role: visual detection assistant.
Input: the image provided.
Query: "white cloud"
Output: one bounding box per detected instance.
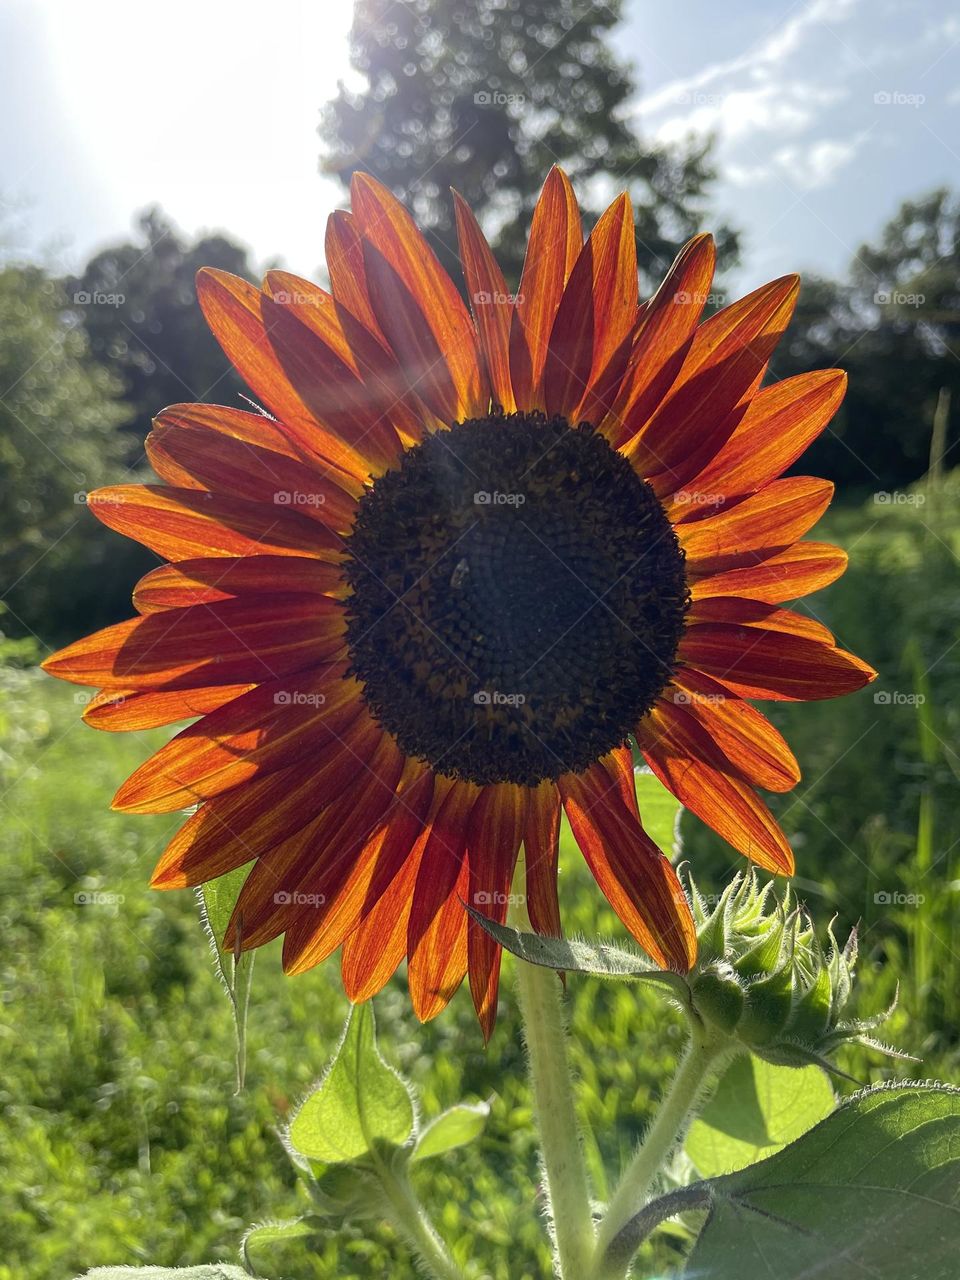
[727,134,869,191]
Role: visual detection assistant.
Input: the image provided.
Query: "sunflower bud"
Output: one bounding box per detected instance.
[684,871,905,1072]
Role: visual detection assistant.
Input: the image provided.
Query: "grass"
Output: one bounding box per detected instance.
[2,479,960,1279]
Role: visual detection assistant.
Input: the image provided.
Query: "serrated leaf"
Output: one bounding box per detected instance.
[198,867,255,1093]
[686,1056,835,1177]
[288,1003,414,1164]
[464,907,688,998]
[412,1101,490,1162]
[684,1083,960,1279]
[634,767,683,859]
[78,1267,250,1279]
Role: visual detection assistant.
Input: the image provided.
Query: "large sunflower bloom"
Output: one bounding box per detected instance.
[44,169,875,1037]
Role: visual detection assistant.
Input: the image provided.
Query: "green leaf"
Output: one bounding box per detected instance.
[288,1002,415,1164]
[684,1083,960,1279]
[634,767,683,859]
[198,867,255,1093]
[411,1101,491,1162]
[242,1218,318,1275]
[686,1055,835,1176]
[78,1267,250,1279]
[463,907,688,998]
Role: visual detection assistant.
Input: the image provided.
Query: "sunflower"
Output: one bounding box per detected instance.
[44,168,875,1037]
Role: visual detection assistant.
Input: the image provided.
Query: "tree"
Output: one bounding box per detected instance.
[321,0,738,288]
[68,208,258,450]
[0,264,141,643]
[776,189,960,490]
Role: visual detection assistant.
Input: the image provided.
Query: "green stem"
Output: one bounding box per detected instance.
[374,1154,468,1280]
[592,1026,731,1279]
[514,946,596,1278]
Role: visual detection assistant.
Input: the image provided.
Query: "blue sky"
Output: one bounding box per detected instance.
[1,0,957,290]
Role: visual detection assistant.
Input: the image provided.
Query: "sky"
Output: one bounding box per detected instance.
[1,0,957,290]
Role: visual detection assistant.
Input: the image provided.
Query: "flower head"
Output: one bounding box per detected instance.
[43,168,875,1036]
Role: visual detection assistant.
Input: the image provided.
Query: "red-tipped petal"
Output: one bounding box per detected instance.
[510,167,582,410]
[677,477,834,577]
[544,192,638,422]
[523,780,563,938]
[558,748,696,970]
[601,234,716,447]
[453,190,516,413]
[638,703,795,874]
[691,541,849,604]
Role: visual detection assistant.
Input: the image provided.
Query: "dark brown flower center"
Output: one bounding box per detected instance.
[343,412,688,786]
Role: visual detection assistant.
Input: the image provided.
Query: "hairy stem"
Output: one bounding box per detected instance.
[374,1154,469,1280]
[514,941,596,1277]
[592,1027,732,1278]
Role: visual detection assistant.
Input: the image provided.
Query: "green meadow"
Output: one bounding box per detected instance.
[3,481,959,1280]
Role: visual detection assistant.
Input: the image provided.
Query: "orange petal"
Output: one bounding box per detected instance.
[150,717,385,889]
[350,171,485,421]
[84,485,344,563]
[544,192,638,423]
[153,401,358,491]
[677,477,834,577]
[466,784,525,1040]
[281,764,435,975]
[453,190,516,413]
[325,209,384,341]
[81,684,252,732]
[687,596,834,645]
[133,556,344,614]
[601,234,716,447]
[682,369,847,504]
[690,541,848,603]
[679,625,877,702]
[510,167,582,410]
[229,734,407,950]
[523,780,563,938]
[111,668,361,812]
[341,776,458,1002]
[41,597,346,691]
[638,703,795,874]
[265,269,431,447]
[558,748,696,970]
[406,781,481,1022]
[147,419,358,532]
[624,275,800,491]
[195,268,374,482]
[666,668,800,792]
